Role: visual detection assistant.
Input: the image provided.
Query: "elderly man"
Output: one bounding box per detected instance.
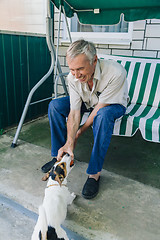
[43,39,128,199]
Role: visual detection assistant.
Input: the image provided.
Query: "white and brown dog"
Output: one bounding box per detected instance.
[31,154,76,240]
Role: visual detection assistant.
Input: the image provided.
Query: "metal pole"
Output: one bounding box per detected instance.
[54,5,72,98]
[11,0,55,148]
[54,5,62,83]
[54,72,69,98]
[62,5,72,43]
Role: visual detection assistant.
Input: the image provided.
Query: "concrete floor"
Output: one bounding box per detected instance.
[0,116,160,240]
[8,116,160,189]
[0,194,86,240]
[0,193,37,240]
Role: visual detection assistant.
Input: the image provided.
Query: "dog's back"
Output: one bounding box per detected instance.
[44,186,68,224]
[31,155,75,240]
[32,204,66,240]
[31,205,47,240]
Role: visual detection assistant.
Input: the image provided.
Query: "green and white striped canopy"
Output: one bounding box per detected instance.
[51,0,160,25]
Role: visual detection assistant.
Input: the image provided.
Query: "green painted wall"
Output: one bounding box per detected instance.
[0,33,53,130]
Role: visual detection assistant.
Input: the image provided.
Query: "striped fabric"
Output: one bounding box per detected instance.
[99,54,160,143]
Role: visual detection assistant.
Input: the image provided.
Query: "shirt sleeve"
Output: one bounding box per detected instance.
[67,74,82,110]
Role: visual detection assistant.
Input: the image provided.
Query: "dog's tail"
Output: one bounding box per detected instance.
[31,205,48,240]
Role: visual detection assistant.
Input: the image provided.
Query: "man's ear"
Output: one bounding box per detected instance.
[94,55,98,64]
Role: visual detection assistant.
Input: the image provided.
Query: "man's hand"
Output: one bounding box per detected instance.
[57,109,81,161]
[57,142,74,161]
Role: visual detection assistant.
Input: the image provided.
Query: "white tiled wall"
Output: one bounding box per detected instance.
[0,0,47,35]
[54,8,160,65]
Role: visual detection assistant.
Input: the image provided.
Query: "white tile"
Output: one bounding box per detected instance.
[56,46,68,56]
[132,30,144,40]
[133,51,157,58]
[133,20,146,30]
[97,48,111,55]
[146,38,160,50]
[58,56,65,65]
[131,41,143,50]
[54,11,63,22]
[57,85,68,95]
[54,30,63,38]
[61,66,70,73]
[109,44,130,49]
[97,44,109,49]
[151,20,160,24]
[112,49,133,56]
[54,22,63,30]
[145,25,160,38]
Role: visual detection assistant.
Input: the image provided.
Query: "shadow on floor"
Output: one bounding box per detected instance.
[8,116,160,189]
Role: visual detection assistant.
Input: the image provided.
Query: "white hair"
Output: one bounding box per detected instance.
[66,39,97,65]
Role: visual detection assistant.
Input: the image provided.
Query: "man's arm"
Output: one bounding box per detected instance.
[75,102,109,142]
[57,109,81,161]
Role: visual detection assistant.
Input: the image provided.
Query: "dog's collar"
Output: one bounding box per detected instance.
[46,184,66,188]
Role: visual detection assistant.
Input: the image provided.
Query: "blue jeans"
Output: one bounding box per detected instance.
[48,96,126,175]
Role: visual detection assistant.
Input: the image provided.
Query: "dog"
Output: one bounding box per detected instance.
[31,154,76,240]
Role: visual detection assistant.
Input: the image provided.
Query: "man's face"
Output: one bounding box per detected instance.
[66,54,97,83]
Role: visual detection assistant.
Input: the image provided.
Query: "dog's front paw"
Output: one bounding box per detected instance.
[68,192,76,205]
[71,192,76,200]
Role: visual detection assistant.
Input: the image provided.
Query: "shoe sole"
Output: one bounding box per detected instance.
[41,158,57,173]
[82,191,99,199]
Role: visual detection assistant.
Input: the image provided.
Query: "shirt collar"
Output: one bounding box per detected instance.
[93,59,101,81]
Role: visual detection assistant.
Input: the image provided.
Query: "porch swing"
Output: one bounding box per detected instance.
[11,0,160,147]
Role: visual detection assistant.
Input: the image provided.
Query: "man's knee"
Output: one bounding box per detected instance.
[48,99,59,112]
[94,104,125,127]
[96,106,114,122]
[48,96,70,117]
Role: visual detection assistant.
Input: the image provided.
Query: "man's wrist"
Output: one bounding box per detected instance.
[66,139,74,148]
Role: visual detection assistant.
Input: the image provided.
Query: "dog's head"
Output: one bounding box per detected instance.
[42,154,74,186]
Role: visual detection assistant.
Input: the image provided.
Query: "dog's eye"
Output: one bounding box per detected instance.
[55,166,65,176]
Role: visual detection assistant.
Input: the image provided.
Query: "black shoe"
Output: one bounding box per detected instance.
[41,157,57,173]
[82,177,100,199]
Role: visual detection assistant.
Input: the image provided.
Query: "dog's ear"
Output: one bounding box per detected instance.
[54,174,63,186]
[41,171,51,181]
